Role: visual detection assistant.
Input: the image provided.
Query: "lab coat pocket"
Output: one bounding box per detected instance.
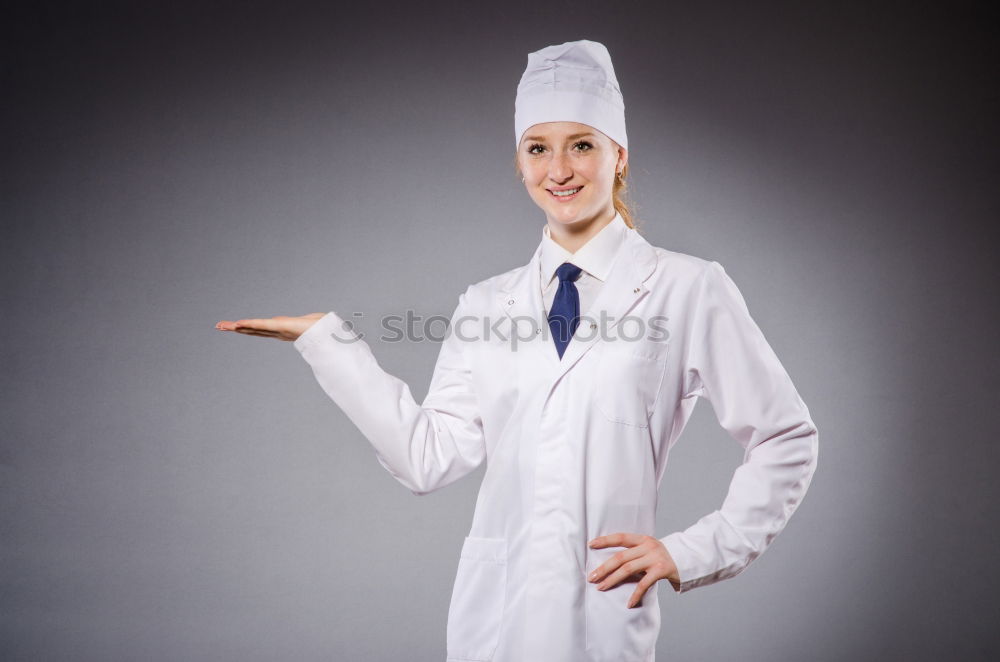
[593,342,669,428]
[446,536,508,661]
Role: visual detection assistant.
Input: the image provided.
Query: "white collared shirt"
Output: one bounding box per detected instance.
[539,211,629,318]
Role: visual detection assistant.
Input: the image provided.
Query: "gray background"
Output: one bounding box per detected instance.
[3,1,997,660]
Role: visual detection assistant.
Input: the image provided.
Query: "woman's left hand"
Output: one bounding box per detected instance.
[587,533,680,608]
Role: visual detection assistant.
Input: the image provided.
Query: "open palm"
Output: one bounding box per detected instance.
[215,312,326,341]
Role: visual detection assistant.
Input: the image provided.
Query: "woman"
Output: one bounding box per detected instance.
[216,40,818,662]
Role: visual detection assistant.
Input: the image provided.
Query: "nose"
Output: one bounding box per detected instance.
[547,152,573,185]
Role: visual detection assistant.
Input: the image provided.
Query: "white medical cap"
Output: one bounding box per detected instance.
[514,39,627,150]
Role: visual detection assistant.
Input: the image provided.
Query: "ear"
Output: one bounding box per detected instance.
[617,146,629,172]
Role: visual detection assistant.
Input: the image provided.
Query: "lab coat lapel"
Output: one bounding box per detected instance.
[552,228,658,381]
[494,227,659,385]
[495,241,560,373]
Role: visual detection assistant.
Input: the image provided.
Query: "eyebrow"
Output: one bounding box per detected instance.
[522,132,596,143]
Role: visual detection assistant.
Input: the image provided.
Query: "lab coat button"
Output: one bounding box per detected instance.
[508,299,515,305]
[633,287,640,293]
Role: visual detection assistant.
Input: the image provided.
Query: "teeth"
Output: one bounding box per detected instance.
[551,187,581,197]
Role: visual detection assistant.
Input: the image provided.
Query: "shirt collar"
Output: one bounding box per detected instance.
[539,211,629,287]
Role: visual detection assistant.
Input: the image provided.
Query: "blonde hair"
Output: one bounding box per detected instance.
[612,162,636,229]
[513,151,638,230]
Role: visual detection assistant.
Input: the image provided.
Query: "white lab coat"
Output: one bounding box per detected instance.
[293,224,818,662]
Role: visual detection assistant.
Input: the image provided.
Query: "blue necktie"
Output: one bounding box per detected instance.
[548,262,584,359]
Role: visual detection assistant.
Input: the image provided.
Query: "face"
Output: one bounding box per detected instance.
[517,121,626,230]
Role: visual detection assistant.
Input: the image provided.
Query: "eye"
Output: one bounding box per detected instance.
[573,141,594,151]
[527,143,546,155]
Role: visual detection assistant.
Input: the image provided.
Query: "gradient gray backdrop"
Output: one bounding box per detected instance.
[3,2,998,660]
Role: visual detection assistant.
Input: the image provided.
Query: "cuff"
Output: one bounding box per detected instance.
[292,311,360,357]
[659,531,704,595]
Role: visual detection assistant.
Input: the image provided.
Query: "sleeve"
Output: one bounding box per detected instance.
[659,260,819,593]
[292,287,487,496]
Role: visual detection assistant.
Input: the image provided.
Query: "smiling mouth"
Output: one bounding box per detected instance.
[548,186,583,199]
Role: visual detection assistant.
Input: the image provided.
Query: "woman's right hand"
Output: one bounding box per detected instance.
[215,312,328,342]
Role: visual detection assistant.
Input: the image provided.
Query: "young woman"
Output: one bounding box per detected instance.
[216,40,818,662]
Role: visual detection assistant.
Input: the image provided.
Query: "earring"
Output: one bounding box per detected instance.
[521,176,525,183]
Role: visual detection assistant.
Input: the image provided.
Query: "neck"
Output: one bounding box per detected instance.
[546,206,616,253]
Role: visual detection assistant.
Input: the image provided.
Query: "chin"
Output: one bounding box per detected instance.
[547,206,595,225]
